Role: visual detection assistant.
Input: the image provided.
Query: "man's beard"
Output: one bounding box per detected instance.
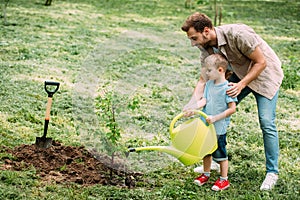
[197,42,209,50]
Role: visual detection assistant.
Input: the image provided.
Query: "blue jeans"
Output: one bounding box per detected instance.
[212,134,228,162]
[229,74,279,174]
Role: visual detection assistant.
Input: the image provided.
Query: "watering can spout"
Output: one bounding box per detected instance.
[128,146,202,166]
[129,146,181,156]
[128,148,136,152]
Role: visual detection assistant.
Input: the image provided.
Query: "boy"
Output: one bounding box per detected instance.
[192,54,237,191]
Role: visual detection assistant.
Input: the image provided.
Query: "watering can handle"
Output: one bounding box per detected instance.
[169,110,208,135]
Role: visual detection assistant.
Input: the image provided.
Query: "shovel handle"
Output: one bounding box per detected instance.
[45,81,60,97]
[42,81,59,138]
[45,97,53,121]
[169,110,208,134]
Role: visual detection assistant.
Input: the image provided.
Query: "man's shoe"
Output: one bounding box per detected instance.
[260,173,278,191]
[194,161,220,173]
[211,178,230,191]
[194,174,209,186]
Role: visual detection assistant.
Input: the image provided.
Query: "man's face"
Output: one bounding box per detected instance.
[186,27,210,49]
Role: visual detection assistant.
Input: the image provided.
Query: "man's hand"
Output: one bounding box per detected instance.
[227,46,266,98]
[227,82,244,98]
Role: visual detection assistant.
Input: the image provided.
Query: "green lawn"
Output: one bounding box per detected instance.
[0,0,299,199]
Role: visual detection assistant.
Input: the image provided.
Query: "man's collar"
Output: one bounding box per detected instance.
[214,27,227,46]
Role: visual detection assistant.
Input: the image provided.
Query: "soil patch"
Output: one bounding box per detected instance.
[0,141,142,188]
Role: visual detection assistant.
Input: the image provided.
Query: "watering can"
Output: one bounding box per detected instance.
[128,110,218,166]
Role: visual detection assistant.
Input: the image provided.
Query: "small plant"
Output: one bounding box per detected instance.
[95,86,121,163]
[95,84,141,179]
[59,164,67,172]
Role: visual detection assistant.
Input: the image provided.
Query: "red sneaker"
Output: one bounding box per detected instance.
[211,178,230,191]
[194,174,209,186]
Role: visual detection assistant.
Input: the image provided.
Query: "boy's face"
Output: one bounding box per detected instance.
[205,65,222,81]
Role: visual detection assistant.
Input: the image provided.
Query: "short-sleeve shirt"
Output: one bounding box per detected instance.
[203,80,237,135]
[200,24,284,100]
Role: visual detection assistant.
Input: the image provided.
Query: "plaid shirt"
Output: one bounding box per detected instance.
[200,24,283,100]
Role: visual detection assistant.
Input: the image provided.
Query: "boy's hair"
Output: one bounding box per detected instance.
[181,12,213,33]
[204,54,228,72]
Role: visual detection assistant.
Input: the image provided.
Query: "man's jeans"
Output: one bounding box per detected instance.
[229,73,279,174]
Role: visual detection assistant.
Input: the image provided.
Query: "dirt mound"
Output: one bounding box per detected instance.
[0,141,142,187]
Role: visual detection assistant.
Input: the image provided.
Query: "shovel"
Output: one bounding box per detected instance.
[35,81,60,148]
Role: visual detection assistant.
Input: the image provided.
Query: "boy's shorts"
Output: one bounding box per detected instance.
[212,134,228,162]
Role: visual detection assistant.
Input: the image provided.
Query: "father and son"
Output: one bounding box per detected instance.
[180,12,283,191]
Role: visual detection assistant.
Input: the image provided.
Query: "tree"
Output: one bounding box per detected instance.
[1,0,9,25]
[184,0,223,26]
[45,0,52,6]
[213,0,222,26]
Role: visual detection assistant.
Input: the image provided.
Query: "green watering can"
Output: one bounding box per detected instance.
[128,110,218,166]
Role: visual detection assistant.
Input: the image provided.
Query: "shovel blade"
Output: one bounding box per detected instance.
[35,137,52,148]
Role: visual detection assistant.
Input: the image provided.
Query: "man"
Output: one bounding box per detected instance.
[181,12,283,191]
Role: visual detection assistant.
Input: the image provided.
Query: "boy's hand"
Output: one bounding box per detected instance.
[183,110,195,117]
[182,101,198,117]
[206,115,216,124]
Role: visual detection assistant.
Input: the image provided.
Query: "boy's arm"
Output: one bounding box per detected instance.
[183,77,206,111]
[183,48,210,111]
[206,102,236,124]
[196,98,206,108]
[183,97,206,117]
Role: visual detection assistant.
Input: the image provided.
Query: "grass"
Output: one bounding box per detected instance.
[1,0,300,199]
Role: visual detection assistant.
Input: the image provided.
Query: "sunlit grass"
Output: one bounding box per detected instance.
[0,0,299,199]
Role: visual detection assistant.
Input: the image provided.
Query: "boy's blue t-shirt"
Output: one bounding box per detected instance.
[203,80,237,135]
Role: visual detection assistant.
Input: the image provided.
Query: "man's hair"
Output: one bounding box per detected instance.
[181,12,213,33]
[204,54,228,71]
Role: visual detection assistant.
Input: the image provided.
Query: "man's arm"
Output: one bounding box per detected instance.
[206,101,236,124]
[227,46,266,98]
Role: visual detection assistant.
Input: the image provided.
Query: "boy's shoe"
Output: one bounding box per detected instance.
[194,174,209,186]
[260,173,278,191]
[211,178,230,191]
[194,161,220,173]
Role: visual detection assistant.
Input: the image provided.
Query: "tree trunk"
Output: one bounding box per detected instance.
[45,0,52,6]
[2,0,9,25]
